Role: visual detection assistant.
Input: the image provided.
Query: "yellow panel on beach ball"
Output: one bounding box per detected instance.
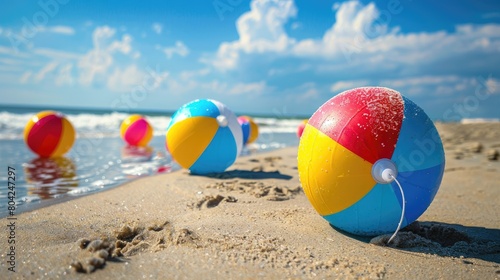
[51,117,76,157]
[166,116,219,169]
[298,124,376,216]
[247,120,259,144]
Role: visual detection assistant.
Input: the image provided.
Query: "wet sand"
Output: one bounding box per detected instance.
[1,122,499,279]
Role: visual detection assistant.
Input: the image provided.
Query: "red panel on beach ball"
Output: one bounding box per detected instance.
[24,111,75,158]
[307,87,404,164]
[120,115,153,147]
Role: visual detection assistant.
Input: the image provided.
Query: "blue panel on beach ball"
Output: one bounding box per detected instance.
[166,99,243,174]
[324,183,405,236]
[189,126,238,174]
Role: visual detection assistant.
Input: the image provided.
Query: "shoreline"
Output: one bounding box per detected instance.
[1,123,499,279]
[0,143,285,219]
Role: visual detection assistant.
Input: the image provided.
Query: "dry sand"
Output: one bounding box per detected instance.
[1,122,499,279]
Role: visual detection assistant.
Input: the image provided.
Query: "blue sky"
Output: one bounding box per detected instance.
[0,0,499,120]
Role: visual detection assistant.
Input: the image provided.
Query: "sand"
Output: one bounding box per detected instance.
[1,122,499,279]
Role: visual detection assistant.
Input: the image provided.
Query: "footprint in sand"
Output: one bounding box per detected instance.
[205,180,301,201]
[70,238,115,273]
[71,221,200,273]
[190,194,238,210]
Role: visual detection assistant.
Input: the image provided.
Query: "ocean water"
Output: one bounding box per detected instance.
[0,106,302,217]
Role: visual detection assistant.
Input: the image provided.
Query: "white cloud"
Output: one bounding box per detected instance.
[329,76,478,96]
[91,25,115,49]
[12,25,76,35]
[162,41,189,59]
[152,23,162,34]
[164,77,198,95]
[288,82,320,101]
[179,68,211,80]
[107,65,144,92]
[108,34,132,54]
[78,26,134,86]
[107,64,170,93]
[291,22,301,30]
[298,88,318,100]
[162,77,269,99]
[55,63,74,86]
[19,71,32,84]
[379,76,460,88]
[374,75,491,97]
[34,61,58,82]
[0,57,21,65]
[39,25,75,35]
[33,48,81,60]
[330,80,369,92]
[228,81,267,95]
[211,0,297,70]
[0,65,23,72]
[0,46,29,58]
[144,66,170,90]
[211,0,500,75]
[2,24,179,95]
[236,0,296,50]
[297,3,500,68]
[78,49,113,85]
[293,1,387,58]
[486,77,499,95]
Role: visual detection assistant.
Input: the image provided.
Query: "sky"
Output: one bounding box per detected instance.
[0,0,499,120]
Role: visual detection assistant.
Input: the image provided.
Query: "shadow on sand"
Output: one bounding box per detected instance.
[332,221,500,264]
[191,169,293,180]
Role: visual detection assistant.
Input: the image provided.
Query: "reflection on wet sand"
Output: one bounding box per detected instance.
[121,145,172,175]
[24,157,78,200]
[121,145,154,161]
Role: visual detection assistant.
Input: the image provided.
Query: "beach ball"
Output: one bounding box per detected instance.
[237,115,259,144]
[298,87,445,236]
[120,115,153,147]
[24,111,75,158]
[297,119,308,138]
[166,99,243,174]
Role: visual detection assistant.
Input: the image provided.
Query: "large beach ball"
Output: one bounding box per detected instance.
[166,99,243,174]
[24,111,75,158]
[120,114,153,147]
[237,115,259,144]
[298,87,445,236]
